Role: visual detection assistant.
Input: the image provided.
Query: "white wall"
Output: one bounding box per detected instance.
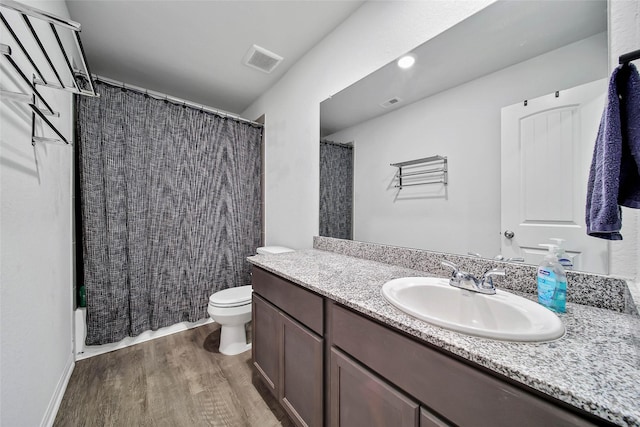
[0,1,75,425]
[326,34,607,259]
[244,0,639,282]
[609,0,640,282]
[243,0,496,250]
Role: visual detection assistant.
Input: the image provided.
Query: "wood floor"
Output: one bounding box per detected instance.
[54,323,294,427]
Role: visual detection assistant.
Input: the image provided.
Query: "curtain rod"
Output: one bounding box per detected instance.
[92,74,263,128]
[320,139,353,148]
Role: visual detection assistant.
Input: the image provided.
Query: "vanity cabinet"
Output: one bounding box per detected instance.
[331,347,451,427]
[330,303,602,427]
[252,268,324,427]
[252,267,611,427]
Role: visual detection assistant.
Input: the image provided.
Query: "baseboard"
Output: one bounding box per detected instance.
[40,352,75,427]
[76,317,214,361]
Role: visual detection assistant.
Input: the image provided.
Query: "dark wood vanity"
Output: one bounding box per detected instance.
[252,266,324,426]
[251,266,615,427]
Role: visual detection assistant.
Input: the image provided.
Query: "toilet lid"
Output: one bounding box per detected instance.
[209,285,252,307]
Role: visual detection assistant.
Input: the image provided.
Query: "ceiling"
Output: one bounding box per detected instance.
[320,0,607,137]
[66,0,364,115]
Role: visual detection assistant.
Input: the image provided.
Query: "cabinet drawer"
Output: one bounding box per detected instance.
[331,304,598,427]
[252,267,323,335]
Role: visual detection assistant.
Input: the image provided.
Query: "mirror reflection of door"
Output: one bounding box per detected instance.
[500,79,608,274]
[319,140,354,239]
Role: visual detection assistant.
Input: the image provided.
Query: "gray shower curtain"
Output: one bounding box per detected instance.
[319,141,353,239]
[76,81,262,345]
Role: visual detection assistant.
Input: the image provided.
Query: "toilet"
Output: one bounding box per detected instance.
[208,246,294,355]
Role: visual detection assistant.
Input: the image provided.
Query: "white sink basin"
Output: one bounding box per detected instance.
[381,277,565,342]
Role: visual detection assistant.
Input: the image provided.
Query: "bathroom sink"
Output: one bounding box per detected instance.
[381,277,564,342]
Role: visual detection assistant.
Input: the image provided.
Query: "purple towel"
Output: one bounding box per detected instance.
[586,63,640,240]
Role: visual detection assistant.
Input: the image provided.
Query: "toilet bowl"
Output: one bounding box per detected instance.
[208,246,294,355]
[208,285,253,355]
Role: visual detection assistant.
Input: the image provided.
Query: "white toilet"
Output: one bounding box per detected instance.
[208,246,294,355]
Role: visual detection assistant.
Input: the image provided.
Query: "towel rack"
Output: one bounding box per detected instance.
[619,48,640,65]
[390,155,448,189]
[1,0,97,146]
[0,0,97,96]
[1,44,58,116]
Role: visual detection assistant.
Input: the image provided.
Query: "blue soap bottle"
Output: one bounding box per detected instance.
[537,244,567,313]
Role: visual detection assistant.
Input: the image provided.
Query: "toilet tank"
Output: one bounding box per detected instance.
[256,246,294,255]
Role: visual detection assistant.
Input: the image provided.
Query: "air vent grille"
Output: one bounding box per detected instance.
[243,44,283,74]
[381,97,402,108]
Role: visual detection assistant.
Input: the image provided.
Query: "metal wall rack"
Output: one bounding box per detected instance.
[391,155,448,189]
[0,0,97,145]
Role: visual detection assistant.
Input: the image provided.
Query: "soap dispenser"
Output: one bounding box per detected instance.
[549,238,573,270]
[537,244,567,313]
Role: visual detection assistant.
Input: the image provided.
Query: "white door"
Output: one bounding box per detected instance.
[500,79,608,274]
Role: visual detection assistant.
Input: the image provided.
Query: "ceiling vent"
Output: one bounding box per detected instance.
[243,44,283,74]
[380,97,402,108]
[380,96,402,108]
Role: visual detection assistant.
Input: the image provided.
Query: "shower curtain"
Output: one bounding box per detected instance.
[76,81,262,345]
[319,141,353,239]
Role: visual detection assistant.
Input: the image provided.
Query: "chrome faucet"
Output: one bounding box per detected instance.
[494,254,525,262]
[441,261,505,295]
[469,252,524,263]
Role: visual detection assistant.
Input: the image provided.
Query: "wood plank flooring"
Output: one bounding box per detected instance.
[54,323,294,427]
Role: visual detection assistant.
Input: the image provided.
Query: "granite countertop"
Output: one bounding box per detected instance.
[248,249,640,427]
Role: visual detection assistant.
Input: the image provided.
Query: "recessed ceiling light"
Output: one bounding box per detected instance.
[397,55,415,69]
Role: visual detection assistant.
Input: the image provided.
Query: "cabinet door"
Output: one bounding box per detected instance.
[331,348,419,427]
[252,294,280,397]
[331,304,598,427]
[280,313,324,427]
[420,407,452,427]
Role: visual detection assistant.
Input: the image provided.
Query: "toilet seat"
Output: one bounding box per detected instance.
[209,285,252,308]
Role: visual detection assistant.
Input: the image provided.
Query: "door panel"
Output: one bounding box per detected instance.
[501,79,608,273]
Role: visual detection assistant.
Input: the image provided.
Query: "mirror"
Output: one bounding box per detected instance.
[319,0,609,274]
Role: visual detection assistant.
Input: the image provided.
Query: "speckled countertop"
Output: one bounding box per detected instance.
[248,249,640,427]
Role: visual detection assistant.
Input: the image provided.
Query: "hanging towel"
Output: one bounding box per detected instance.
[586,63,640,240]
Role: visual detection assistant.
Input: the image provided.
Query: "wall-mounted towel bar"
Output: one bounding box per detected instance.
[1,89,31,103]
[390,155,448,189]
[1,43,57,115]
[30,102,68,144]
[1,0,98,147]
[1,88,60,118]
[0,0,97,97]
[1,0,79,30]
[619,48,640,65]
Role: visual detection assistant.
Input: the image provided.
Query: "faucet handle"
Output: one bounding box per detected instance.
[480,268,505,292]
[441,260,459,277]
